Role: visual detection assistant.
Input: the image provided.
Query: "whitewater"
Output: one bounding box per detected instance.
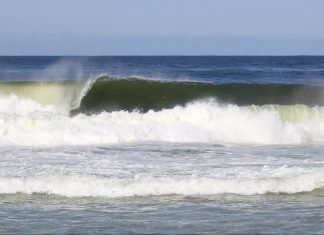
[1,93,324,146]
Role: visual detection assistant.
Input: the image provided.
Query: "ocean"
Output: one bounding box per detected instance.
[0,56,324,234]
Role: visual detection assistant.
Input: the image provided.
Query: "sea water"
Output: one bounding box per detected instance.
[0,56,324,234]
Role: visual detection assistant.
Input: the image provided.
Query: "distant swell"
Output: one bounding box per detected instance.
[2,76,324,115]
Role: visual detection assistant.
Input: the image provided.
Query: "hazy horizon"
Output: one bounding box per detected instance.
[1,0,323,55]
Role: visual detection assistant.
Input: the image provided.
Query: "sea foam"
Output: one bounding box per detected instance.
[1,95,324,146]
[0,167,323,197]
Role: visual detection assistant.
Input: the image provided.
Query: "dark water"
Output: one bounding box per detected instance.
[1,56,324,84]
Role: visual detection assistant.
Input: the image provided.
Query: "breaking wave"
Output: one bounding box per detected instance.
[1,95,324,146]
[1,77,324,146]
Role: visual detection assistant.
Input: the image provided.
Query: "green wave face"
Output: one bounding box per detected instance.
[72,77,324,115]
[72,77,220,114]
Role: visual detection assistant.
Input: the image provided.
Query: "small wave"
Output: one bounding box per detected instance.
[1,168,323,197]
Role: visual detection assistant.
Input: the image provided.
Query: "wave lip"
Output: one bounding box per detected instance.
[1,169,324,197]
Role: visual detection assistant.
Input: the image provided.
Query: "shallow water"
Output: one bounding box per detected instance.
[1,143,324,233]
[1,193,324,234]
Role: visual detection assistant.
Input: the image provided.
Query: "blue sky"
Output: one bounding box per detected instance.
[0,0,323,55]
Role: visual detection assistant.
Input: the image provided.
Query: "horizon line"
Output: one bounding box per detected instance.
[1,54,324,57]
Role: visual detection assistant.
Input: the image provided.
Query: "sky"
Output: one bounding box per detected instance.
[0,0,323,55]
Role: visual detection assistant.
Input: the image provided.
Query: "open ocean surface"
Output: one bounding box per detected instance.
[1,56,324,234]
